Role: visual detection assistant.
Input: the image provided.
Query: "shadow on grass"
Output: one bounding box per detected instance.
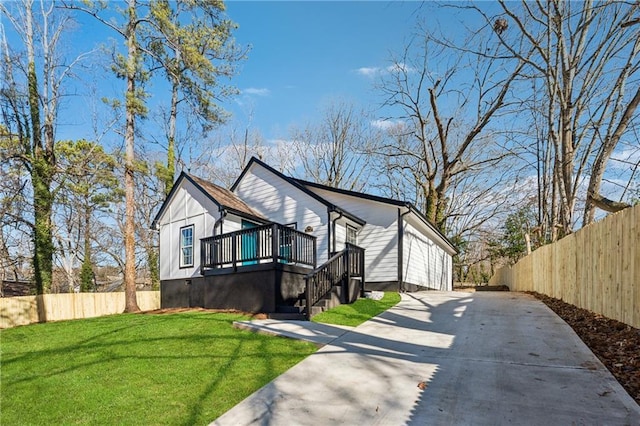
[312,293,401,327]
[0,311,316,425]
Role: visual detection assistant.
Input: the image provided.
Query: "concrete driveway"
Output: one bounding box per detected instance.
[213,292,640,425]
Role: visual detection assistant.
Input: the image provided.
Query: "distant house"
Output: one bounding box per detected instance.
[152,157,457,317]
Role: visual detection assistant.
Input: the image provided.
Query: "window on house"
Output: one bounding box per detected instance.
[180,225,194,268]
[346,225,358,246]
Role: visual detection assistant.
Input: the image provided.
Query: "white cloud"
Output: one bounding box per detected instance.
[355,67,381,77]
[242,87,271,96]
[355,63,415,78]
[386,62,414,74]
[610,146,640,170]
[370,119,405,131]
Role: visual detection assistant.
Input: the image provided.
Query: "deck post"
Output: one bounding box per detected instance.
[200,240,205,276]
[360,247,366,297]
[272,223,279,263]
[232,233,237,271]
[312,239,317,269]
[304,276,312,321]
[344,246,351,303]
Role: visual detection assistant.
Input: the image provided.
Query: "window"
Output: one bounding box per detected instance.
[346,225,358,246]
[180,225,194,268]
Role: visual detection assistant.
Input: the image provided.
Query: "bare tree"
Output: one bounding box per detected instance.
[1,1,88,293]
[288,100,377,191]
[374,33,526,234]
[190,121,268,188]
[471,1,640,235]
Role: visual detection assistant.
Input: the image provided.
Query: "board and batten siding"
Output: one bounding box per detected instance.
[158,179,219,281]
[304,187,400,283]
[234,164,330,261]
[402,218,452,291]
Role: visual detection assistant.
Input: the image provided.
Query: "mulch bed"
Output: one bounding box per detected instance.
[529,292,640,405]
[143,307,268,319]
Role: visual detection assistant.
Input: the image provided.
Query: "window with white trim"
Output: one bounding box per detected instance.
[180,225,194,268]
[346,224,358,245]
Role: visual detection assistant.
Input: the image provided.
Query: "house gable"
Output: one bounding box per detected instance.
[153,172,266,229]
[296,178,457,255]
[297,179,457,290]
[154,172,270,281]
[232,158,365,226]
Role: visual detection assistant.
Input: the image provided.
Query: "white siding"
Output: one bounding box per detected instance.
[220,213,244,234]
[305,188,399,283]
[333,219,347,252]
[234,165,330,261]
[157,179,219,280]
[402,218,453,291]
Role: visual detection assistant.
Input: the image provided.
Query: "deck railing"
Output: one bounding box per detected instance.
[200,223,316,272]
[305,243,365,319]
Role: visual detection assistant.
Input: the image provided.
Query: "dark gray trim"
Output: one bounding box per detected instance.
[327,209,332,261]
[331,211,344,253]
[213,208,227,236]
[296,177,457,254]
[152,172,215,229]
[162,263,312,313]
[406,204,458,254]
[297,178,407,207]
[231,157,366,226]
[179,224,195,269]
[365,280,434,293]
[152,172,268,230]
[397,207,411,292]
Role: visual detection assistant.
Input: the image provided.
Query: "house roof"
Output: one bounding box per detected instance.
[231,157,366,226]
[186,174,264,219]
[295,178,407,207]
[151,172,266,229]
[295,178,458,254]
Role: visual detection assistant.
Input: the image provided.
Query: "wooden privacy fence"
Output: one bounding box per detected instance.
[0,291,160,329]
[489,205,639,329]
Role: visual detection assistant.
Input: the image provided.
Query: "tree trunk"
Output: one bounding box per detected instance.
[26,2,53,294]
[123,0,140,313]
[165,74,178,196]
[583,85,640,224]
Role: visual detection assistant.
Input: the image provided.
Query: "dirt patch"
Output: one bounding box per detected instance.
[529,292,640,405]
[475,285,510,292]
[142,307,268,319]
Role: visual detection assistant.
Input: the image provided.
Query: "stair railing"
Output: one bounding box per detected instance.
[305,244,365,319]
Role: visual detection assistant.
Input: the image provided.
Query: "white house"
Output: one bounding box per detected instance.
[295,179,456,291]
[152,157,457,315]
[234,157,457,292]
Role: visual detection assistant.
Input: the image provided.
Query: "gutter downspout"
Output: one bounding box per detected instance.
[327,209,332,261]
[213,207,227,236]
[397,205,411,293]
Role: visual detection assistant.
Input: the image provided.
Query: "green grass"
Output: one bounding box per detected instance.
[0,312,317,425]
[312,292,401,327]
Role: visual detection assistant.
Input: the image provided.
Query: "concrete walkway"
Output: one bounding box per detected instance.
[213,292,640,425]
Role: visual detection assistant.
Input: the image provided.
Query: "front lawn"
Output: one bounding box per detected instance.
[312,292,401,327]
[0,311,316,425]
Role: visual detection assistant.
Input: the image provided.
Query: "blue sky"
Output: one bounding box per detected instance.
[3,1,479,145]
[223,1,427,140]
